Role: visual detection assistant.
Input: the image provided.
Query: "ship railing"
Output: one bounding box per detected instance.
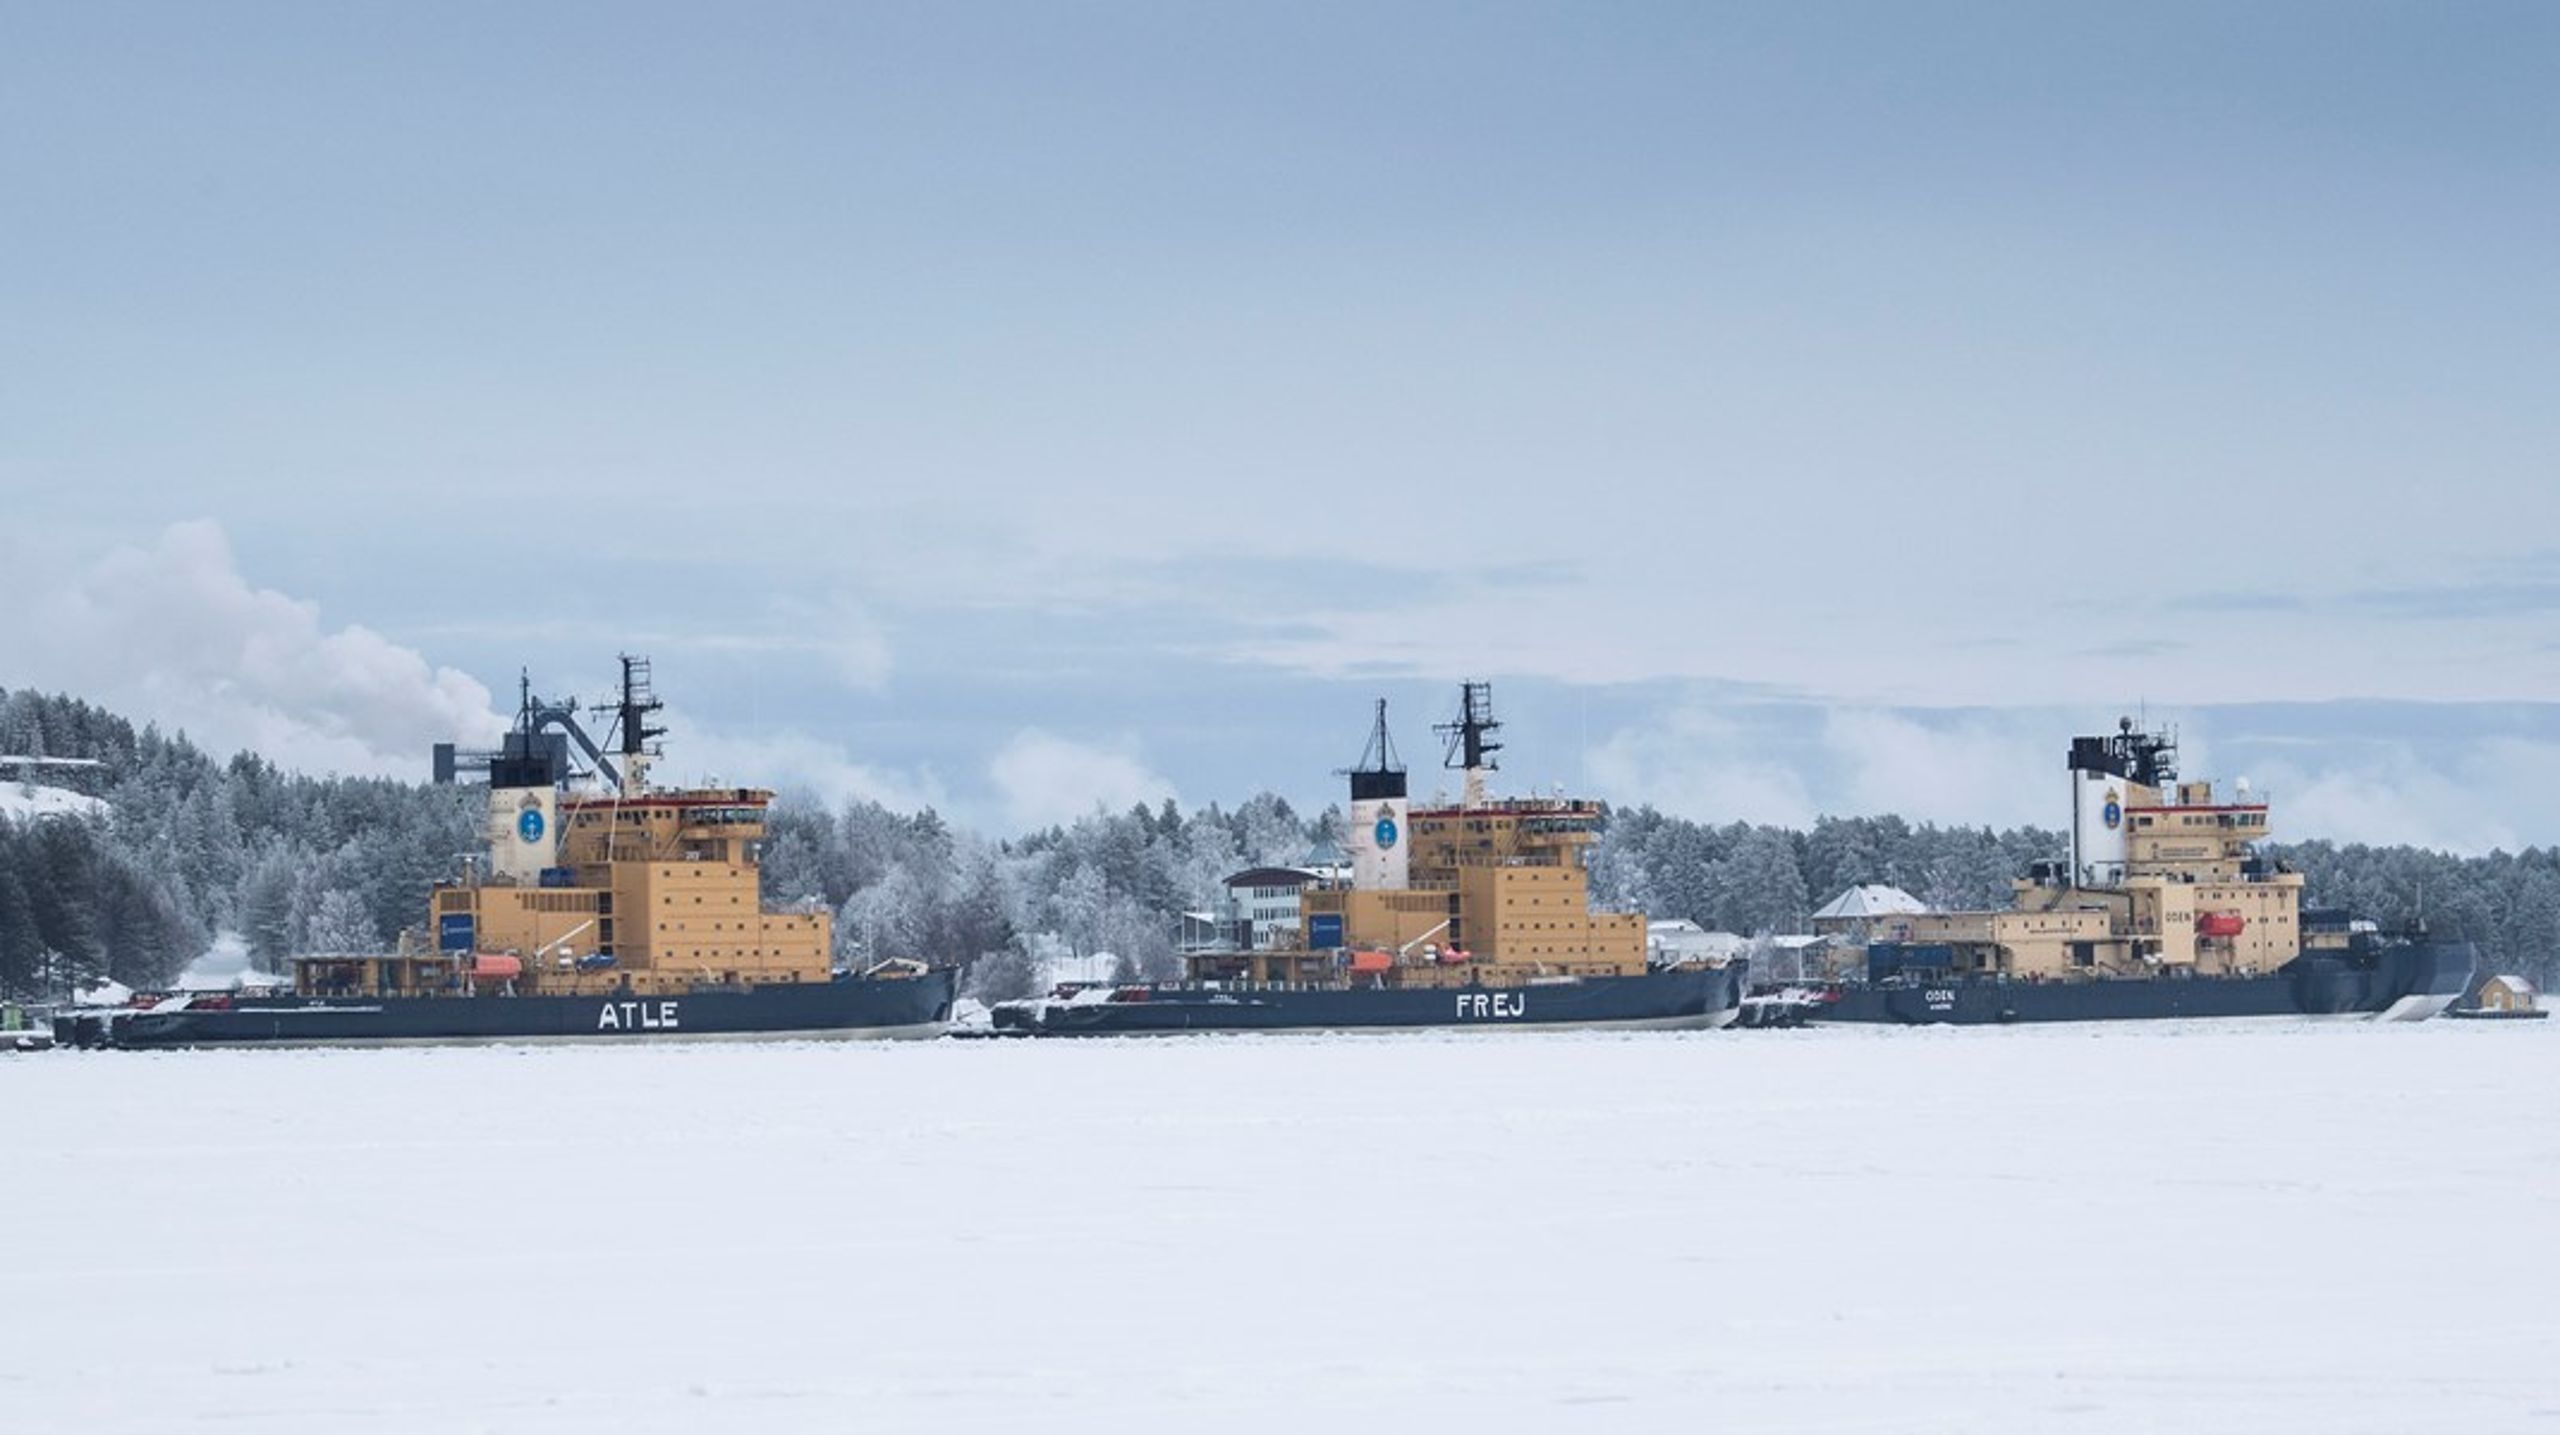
[1427,796,1604,816]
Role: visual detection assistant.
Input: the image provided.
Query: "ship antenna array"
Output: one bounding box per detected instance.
[591,654,667,795]
[1437,681,1502,771]
[1435,681,1503,806]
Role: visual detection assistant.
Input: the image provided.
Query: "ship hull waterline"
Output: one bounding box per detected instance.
[995,964,1744,1037]
[58,969,961,1050]
[1808,942,2474,1027]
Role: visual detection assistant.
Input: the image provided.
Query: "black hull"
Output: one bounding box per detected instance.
[57,969,959,1049]
[1811,942,2475,1026]
[992,965,1745,1037]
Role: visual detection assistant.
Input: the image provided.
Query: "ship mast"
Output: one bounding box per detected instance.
[599,654,667,797]
[1436,681,1503,809]
[1350,698,1402,781]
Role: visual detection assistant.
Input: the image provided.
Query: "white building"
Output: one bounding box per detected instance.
[1646,918,1750,965]
[1179,861,1350,953]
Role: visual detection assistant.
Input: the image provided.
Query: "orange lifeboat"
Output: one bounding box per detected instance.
[1348,950,1394,974]
[2195,913,2246,939]
[470,953,524,982]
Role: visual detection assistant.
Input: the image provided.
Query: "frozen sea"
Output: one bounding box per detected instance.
[6,1019,2555,1433]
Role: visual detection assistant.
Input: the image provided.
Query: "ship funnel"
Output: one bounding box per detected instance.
[485,757,561,884]
[1343,699,1409,892]
[2065,721,2175,888]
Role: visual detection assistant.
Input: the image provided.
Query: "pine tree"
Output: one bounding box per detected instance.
[0,852,41,998]
[1051,861,1108,970]
[303,888,382,956]
[941,848,1016,971]
[963,934,1045,1003]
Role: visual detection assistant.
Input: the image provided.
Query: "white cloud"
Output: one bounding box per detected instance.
[686,593,893,693]
[5,520,506,774]
[659,719,947,814]
[987,729,1176,832]
[1586,697,2560,854]
[2243,740,2545,857]
[1586,702,2065,830]
[2270,766,2510,855]
[400,591,893,695]
[1583,706,1818,828]
[1819,709,2055,831]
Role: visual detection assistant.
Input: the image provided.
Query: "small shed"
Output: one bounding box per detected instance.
[2479,974,2539,1013]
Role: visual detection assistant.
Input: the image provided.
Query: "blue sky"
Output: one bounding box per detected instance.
[5,3,2558,848]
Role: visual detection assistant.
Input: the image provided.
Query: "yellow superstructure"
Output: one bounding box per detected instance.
[1185,686,1653,990]
[1305,798,1648,983]
[296,657,835,1001]
[426,789,830,995]
[1877,724,2307,980]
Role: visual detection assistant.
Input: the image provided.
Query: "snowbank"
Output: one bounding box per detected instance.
[0,782,107,821]
[175,932,279,990]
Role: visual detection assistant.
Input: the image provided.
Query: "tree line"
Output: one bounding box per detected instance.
[1,688,474,996]
[4,684,2553,1000]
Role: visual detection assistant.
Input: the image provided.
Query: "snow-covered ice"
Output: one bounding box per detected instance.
[5,1021,2555,1432]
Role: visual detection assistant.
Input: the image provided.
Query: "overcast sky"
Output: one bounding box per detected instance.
[5,3,2557,849]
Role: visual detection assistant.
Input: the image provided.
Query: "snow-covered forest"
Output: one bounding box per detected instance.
[0,690,476,995]
[753,788,1326,1001]
[3,686,2555,999]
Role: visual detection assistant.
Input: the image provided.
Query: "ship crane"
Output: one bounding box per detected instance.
[1399,920,1452,964]
[536,919,598,967]
[432,656,665,795]
[433,674,613,789]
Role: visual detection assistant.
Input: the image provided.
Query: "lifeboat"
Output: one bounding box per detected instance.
[470,953,524,982]
[1348,950,1394,974]
[2195,913,2246,939]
